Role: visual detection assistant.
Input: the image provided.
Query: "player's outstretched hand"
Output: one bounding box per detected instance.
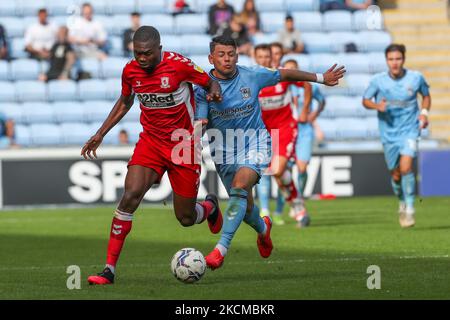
[323,64,346,86]
[206,80,222,102]
[81,133,103,160]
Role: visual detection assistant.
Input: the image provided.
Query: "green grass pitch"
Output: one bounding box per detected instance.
[0,196,449,300]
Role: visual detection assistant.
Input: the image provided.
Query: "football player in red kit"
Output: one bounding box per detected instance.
[81,26,223,285]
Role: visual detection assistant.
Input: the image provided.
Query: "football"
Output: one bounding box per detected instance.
[170,248,206,283]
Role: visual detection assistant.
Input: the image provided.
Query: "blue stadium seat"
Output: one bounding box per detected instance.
[316,118,338,140]
[346,73,372,95]
[18,0,46,16]
[260,12,285,33]
[337,53,371,74]
[0,82,17,102]
[11,38,27,59]
[174,14,207,34]
[310,53,336,73]
[89,121,121,144]
[237,55,254,67]
[302,32,333,53]
[292,12,323,32]
[192,0,217,13]
[79,58,101,79]
[328,32,359,53]
[189,55,212,72]
[121,104,141,122]
[52,101,86,123]
[111,14,134,36]
[48,80,78,101]
[15,80,47,102]
[21,102,56,124]
[14,124,32,146]
[82,100,113,122]
[180,34,211,55]
[79,79,108,100]
[353,9,384,31]
[336,117,367,139]
[0,61,9,81]
[142,14,175,35]
[325,96,356,118]
[101,57,130,79]
[46,0,77,16]
[227,0,245,10]
[281,54,312,71]
[29,123,63,145]
[103,78,122,100]
[108,36,125,57]
[368,52,387,73]
[251,33,278,46]
[52,15,70,28]
[10,59,41,80]
[286,0,318,11]
[161,35,183,54]
[0,17,24,37]
[365,117,380,138]
[0,103,25,123]
[136,0,169,14]
[323,10,353,31]
[357,31,391,52]
[120,121,142,143]
[108,0,137,15]
[257,0,286,11]
[60,122,92,145]
[0,2,17,16]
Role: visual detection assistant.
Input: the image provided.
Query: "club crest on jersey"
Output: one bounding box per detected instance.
[240,87,251,99]
[160,77,170,89]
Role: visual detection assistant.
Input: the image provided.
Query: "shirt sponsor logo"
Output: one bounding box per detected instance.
[137,93,176,108]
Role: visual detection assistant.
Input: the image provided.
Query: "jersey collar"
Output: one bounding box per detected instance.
[209,67,239,82]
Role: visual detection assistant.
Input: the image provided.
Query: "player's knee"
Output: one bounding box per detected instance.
[400,168,412,176]
[121,188,145,206]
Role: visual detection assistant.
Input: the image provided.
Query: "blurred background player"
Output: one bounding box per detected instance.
[254,44,312,227]
[196,36,345,270]
[274,59,326,227]
[82,26,223,285]
[363,44,431,228]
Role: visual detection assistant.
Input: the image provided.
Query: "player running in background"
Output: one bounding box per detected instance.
[363,44,431,228]
[195,36,345,270]
[254,44,312,226]
[274,59,326,227]
[81,26,223,285]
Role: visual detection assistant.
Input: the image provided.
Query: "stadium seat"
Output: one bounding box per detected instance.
[335,117,367,139]
[60,122,92,145]
[189,55,212,72]
[346,73,372,95]
[0,61,9,81]
[174,14,208,34]
[94,14,114,35]
[141,14,175,35]
[89,121,121,144]
[237,55,254,67]
[79,58,101,79]
[10,59,41,80]
[368,52,387,73]
[337,53,371,74]
[18,0,46,16]
[107,0,137,15]
[325,96,356,118]
[357,31,392,52]
[82,100,113,122]
[292,12,323,32]
[14,124,32,146]
[310,53,337,73]
[52,15,69,28]
[85,0,109,15]
[0,82,16,102]
[111,14,134,36]
[281,54,311,71]
[0,103,25,123]
[121,102,141,122]
[260,12,285,33]
[192,0,218,13]
[328,32,359,53]
[10,38,27,59]
[108,36,125,57]
[29,123,63,145]
[15,80,47,102]
[101,57,130,79]
[46,0,77,16]
[161,35,183,54]
[353,9,384,31]
[180,34,211,55]
[257,0,286,12]
[79,79,108,100]
[120,121,143,143]
[52,101,86,123]
[136,0,169,14]
[251,33,278,46]
[323,10,353,32]
[365,117,380,138]
[0,2,17,16]
[316,118,338,140]
[48,80,78,101]
[286,0,318,11]
[104,78,123,100]
[302,32,333,53]
[21,102,56,124]
[0,17,24,37]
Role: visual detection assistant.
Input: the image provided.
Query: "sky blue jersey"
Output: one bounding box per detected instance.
[195,65,281,165]
[363,69,430,144]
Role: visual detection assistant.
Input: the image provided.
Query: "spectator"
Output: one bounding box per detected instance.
[220,15,252,56]
[172,0,195,15]
[319,0,347,13]
[238,0,260,36]
[277,15,305,54]
[123,12,141,58]
[0,24,8,60]
[118,129,129,145]
[39,26,76,82]
[24,8,58,60]
[68,2,107,60]
[0,113,15,149]
[346,0,373,11]
[270,42,284,68]
[208,0,235,35]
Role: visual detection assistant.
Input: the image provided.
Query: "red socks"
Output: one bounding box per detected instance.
[106,211,133,267]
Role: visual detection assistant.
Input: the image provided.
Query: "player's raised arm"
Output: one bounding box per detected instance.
[81,94,134,160]
[203,78,222,102]
[279,64,346,86]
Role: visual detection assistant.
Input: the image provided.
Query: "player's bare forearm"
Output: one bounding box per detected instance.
[279,64,345,86]
[96,95,134,137]
[422,95,431,111]
[303,82,312,114]
[203,79,222,102]
[363,98,382,111]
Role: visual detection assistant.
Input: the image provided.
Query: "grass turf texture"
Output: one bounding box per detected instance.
[0,196,449,300]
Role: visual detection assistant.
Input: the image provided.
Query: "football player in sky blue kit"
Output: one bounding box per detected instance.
[195,36,345,269]
[363,44,431,228]
[273,59,327,227]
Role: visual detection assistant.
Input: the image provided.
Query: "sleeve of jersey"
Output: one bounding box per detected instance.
[363,77,378,100]
[419,74,430,96]
[194,87,209,120]
[121,65,132,97]
[314,86,325,104]
[178,57,211,88]
[253,66,281,89]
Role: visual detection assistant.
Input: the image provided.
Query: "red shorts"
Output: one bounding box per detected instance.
[270,121,297,160]
[128,132,201,198]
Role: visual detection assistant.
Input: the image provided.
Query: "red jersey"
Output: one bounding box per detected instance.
[121,51,210,147]
[258,81,305,131]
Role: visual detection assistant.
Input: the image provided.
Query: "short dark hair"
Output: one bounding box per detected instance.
[254,44,271,55]
[210,36,237,53]
[38,8,47,14]
[131,11,141,17]
[385,44,406,58]
[283,59,298,67]
[285,14,293,21]
[133,26,161,45]
[270,42,283,51]
[82,2,92,9]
